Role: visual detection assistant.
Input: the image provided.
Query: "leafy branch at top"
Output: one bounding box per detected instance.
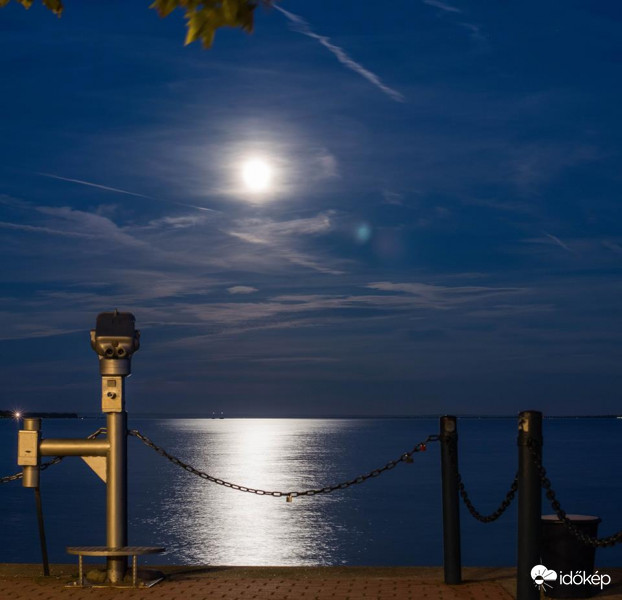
[1,0,274,48]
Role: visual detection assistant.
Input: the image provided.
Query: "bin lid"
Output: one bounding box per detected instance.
[542,514,601,523]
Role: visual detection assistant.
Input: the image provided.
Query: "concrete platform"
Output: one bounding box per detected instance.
[1,564,622,600]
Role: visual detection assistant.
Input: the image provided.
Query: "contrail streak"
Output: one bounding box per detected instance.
[37,172,219,213]
[275,6,405,103]
[38,172,151,198]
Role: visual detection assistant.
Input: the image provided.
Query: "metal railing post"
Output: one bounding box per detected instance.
[440,415,461,584]
[516,410,542,600]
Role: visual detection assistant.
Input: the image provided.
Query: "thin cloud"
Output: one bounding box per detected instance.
[366,281,524,307]
[422,1,487,48]
[422,0,462,14]
[251,356,340,364]
[227,286,259,295]
[35,205,147,249]
[459,22,486,44]
[602,240,622,256]
[227,213,333,244]
[544,232,577,255]
[315,150,339,179]
[0,220,94,238]
[382,190,404,205]
[275,6,405,103]
[225,212,345,275]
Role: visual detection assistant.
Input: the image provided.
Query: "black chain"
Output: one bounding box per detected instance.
[527,440,622,547]
[129,429,439,501]
[0,427,107,484]
[444,436,518,523]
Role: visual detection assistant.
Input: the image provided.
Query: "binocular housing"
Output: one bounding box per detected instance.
[90,311,140,376]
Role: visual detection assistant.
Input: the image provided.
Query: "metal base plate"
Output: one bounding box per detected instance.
[66,571,164,588]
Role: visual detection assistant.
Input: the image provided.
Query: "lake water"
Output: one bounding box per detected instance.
[1,417,621,567]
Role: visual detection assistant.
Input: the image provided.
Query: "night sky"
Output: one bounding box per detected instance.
[2,1,622,416]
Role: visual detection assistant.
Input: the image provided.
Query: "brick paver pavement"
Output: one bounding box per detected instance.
[1,565,621,600]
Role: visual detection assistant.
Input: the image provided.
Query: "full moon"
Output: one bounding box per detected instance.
[242,158,272,193]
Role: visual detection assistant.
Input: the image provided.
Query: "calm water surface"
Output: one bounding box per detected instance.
[1,418,621,567]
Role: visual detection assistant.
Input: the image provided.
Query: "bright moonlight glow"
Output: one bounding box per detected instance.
[242,158,272,192]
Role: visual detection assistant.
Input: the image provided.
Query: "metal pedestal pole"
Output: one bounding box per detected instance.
[106,411,128,584]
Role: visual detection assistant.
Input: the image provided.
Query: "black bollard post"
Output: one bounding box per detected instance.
[516,410,542,600]
[440,415,462,585]
[34,488,50,576]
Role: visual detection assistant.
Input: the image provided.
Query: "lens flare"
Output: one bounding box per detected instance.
[355,223,372,243]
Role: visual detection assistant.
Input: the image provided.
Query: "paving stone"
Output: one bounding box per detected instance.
[2,565,622,600]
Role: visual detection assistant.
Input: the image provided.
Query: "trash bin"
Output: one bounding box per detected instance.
[540,514,601,599]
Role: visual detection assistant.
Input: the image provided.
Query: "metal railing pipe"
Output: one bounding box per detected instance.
[40,439,110,456]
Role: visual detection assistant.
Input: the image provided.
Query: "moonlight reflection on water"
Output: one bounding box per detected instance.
[156,419,351,565]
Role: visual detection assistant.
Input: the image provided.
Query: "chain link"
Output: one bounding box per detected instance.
[527,440,622,547]
[444,436,518,523]
[129,429,439,500]
[0,427,107,484]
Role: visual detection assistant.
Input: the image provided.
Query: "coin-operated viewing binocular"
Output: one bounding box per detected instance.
[18,311,162,586]
[90,310,140,377]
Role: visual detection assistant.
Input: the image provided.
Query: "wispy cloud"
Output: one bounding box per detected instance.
[250,356,341,364]
[544,232,576,255]
[225,212,345,275]
[35,205,148,248]
[1,199,150,250]
[227,286,258,295]
[366,281,525,308]
[275,6,405,103]
[143,214,208,230]
[228,213,333,243]
[602,240,622,256]
[422,0,462,14]
[382,190,404,205]
[459,22,486,44]
[0,220,94,238]
[422,1,487,47]
[509,143,598,191]
[314,149,339,179]
[522,233,579,256]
